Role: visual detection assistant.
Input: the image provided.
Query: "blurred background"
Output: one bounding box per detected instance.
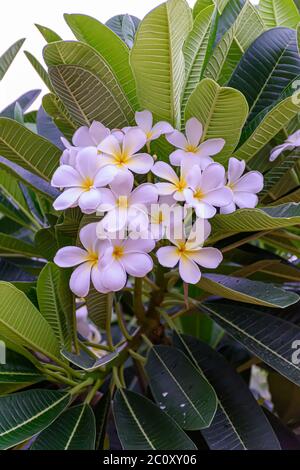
[0,0,259,109]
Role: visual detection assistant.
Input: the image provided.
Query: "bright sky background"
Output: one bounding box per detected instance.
[0,0,259,111]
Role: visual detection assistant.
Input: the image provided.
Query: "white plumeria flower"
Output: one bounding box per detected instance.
[99,235,155,292]
[52,148,117,214]
[270,130,300,162]
[149,195,184,240]
[166,117,225,169]
[151,160,194,202]
[76,305,102,343]
[97,128,154,174]
[157,220,222,284]
[97,171,158,233]
[184,163,232,219]
[54,223,111,297]
[125,110,173,143]
[60,121,110,165]
[220,157,264,214]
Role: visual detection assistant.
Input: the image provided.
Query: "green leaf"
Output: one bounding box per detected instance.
[0,282,60,360]
[0,233,39,258]
[35,228,58,261]
[0,350,42,384]
[64,14,138,109]
[201,301,300,387]
[214,0,231,13]
[86,288,109,330]
[94,391,111,450]
[0,118,60,181]
[31,404,96,450]
[145,345,217,430]
[113,389,197,450]
[228,27,300,123]
[0,389,70,449]
[174,334,281,449]
[24,51,52,90]
[210,203,300,242]
[44,41,134,128]
[0,39,25,81]
[204,1,265,85]
[35,24,62,43]
[198,274,299,308]
[37,263,73,349]
[182,5,216,116]
[106,14,140,46]
[236,97,300,162]
[42,93,77,141]
[259,0,300,29]
[130,0,192,128]
[193,0,214,18]
[185,78,248,164]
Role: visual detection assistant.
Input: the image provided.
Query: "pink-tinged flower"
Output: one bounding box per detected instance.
[60,121,110,165]
[54,223,111,297]
[149,196,184,240]
[270,130,300,162]
[97,128,154,174]
[220,157,264,214]
[52,148,117,213]
[97,171,158,233]
[156,221,222,284]
[166,117,225,169]
[151,161,194,202]
[99,236,155,292]
[129,110,173,142]
[184,163,232,219]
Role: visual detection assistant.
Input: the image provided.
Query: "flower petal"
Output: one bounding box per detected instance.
[156,246,179,268]
[76,147,101,179]
[197,138,225,157]
[269,143,292,162]
[122,252,153,277]
[91,265,109,293]
[110,170,134,196]
[228,157,245,183]
[194,201,216,219]
[53,188,84,211]
[94,165,117,187]
[152,161,178,184]
[51,165,82,188]
[101,207,128,232]
[203,187,233,207]
[151,121,173,139]
[97,188,116,210]
[72,126,93,147]
[189,247,223,268]
[124,237,155,253]
[89,121,110,145]
[54,246,88,267]
[201,163,225,192]
[234,192,258,209]
[78,189,102,213]
[126,154,154,174]
[234,171,264,193]
[123,128,147,155]
[102,260,127,291]
[155,183,176,196]
[220,201,236,214]
[79,222,98,251]
[185,118,202,147]
[135,110,153,133]
[179,257,201,284]
[70,262,92,297]
[130,183,158,205]
[166,130,187,149]
[169,149,187,166]
[98,134,121,156]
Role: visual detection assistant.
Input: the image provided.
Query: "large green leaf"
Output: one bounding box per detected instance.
[193,0,214,17]
[64,14,138,109]
[37,263,73,349]
[182,5,216,116]
[0,389,70,449]
[228,27,300,123]
[86,288,109,330]
[35,24,62,43]
[201,301,300,387]
[0,234,40,258]
[130,0,192,128]
[198,274,299,308]
[214,0,231,13]
[31,404,96,450]
[0,39,25,81]
[24,51,52,90]
[44,41,134,128]
[113,389,197,450]
[0,282,60,360]
[204,1,264,85]
[42,93,76,141]
[185,78,248,164]
[259,0,300,29]
[0,350,42,384]
[174,334,281,450]
[94,391,111,450]
[209,203,300,242]
[236,97,300,161]
[145,345,217,430]
[105,14,140,47]
[0,118,60,181]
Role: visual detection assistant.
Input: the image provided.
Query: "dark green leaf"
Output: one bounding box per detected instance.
[0,349,42,384]
[0,39,25,81]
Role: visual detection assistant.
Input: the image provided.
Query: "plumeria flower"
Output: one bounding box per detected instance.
[60,121,110,165]
[125,110,173,143]
[152,160,194,202]
[97,171,158,233]
[149,196,184,240]
[184,163,232,219]
[52,148,117,213]
[54,223,111,297]
[166,117,225,169]
[99,235,155,292]
[220,157,264,214]
[157,220,222,284]
[76,305,101,343]
[97,128,154,174]
[270,130,300,162]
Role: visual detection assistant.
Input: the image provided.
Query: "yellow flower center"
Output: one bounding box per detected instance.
[227,182,235,190]
[81,177,94,190]
[146,131,153,140]
[113,245,124,260]
[117,196,128,209]
[193,188,204,200]
[115,152,129,167]
[176,242,187,256]
[87,251,98,267]
[176,178,187,192]
[185,144,198,153]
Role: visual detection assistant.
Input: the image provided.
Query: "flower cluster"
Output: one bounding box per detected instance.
[52,111,264,296]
